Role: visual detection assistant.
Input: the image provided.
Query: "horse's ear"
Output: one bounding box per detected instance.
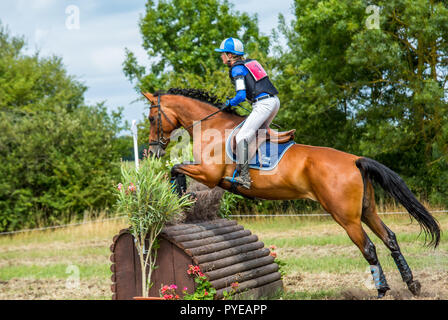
[142,92,156,104]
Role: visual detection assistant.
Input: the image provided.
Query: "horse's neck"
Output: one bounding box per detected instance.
[173,98,242,135]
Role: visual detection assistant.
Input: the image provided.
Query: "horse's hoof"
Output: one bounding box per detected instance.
[377,287,390,299]
[407,280,421,296]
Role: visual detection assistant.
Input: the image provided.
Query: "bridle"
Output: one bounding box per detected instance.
[147,93,231,150]
[148,94,178,149]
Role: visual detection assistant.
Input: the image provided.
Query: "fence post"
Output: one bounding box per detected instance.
[131,120,139,171]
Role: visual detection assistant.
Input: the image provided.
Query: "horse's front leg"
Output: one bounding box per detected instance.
[170,161,224,196]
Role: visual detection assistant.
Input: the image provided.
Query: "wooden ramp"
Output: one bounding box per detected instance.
[110,219,283,300]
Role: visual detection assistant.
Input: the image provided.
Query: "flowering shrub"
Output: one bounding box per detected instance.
[222,281,239,300]
[183,265,216,300]
[269,245,286,278]
[115,157,194,297]
[160,284,181,300]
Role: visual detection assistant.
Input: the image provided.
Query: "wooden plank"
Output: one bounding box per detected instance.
[210,263,279,290]
[172,244,196,296]
[147,239,173,297]
[200,248,270,272]
[205,255,274,281]
[186,235,258,256]
[194,242,264,264]
[215,272,282,299]
[113,232,138,300]
[179,230,251,249]
[133,236,142,298]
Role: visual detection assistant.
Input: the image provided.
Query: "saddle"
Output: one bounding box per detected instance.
[230,126,295,155]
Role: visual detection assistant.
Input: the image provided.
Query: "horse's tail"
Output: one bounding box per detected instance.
[355,157,441,248]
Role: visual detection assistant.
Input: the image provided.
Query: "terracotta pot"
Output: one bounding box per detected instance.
[133,296,165,300]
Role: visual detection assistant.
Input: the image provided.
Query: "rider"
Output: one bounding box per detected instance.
[215,37,280,189]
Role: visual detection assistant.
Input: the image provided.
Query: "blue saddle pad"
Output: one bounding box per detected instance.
[225,121,295,171]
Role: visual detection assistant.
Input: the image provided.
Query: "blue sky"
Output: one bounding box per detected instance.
[0,0,294,128]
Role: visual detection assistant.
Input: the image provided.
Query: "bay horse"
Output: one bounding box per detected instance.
[143,88,440,298]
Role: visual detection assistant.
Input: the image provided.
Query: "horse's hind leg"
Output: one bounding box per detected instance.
[361,183,421,296]
[337,220,391,298]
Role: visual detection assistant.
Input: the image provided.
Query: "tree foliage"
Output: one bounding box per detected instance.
[123,0,269,94]
[274,0,448,203]
[0,23,125,231]
[0,24,86,112]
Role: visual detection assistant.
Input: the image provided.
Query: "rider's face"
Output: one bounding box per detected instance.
[221,53,231,65]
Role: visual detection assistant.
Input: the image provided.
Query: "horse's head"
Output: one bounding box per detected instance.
[142,92,180,158]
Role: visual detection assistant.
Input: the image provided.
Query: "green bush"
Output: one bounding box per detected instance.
[0,105,124,231]
[115,157,194,296]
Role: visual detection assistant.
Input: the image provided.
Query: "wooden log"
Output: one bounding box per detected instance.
[170,225,244,243]
[179,230,251,249]
[186,235,258,256]
[200,248,270,272]
[194,241,265,264]
[210,263,279,290]
[215,272,282,299]
[205,255,274,281]
[163,219,237,236]
[232,279,283,300]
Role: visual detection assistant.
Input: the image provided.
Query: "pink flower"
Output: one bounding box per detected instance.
[204,290,208,296]
[183,287,188,292]
[231,282,239,290]
[117,183,123,191]
[170,284,178,290]
[269,245,277,250]
[161,285,169,293]
[128,182,136,193]
[270,252,277,258]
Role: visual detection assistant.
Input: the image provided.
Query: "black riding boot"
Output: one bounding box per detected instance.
[224,139,252,189]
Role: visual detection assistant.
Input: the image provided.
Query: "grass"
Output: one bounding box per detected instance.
[0,213,446,300]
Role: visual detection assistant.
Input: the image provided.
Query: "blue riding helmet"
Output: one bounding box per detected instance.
[215,37,245,56]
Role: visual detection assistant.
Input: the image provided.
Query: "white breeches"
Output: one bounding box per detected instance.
[235,96,280,146]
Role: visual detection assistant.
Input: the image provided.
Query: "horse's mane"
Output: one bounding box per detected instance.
[154,88,240,115]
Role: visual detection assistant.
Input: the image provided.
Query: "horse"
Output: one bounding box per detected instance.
[142,88,441,298]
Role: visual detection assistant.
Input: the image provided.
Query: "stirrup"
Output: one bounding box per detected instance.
[223,169,251,189]
[223,176,251,189]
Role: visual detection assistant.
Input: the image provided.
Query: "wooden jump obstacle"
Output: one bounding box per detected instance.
[110,218,283,300]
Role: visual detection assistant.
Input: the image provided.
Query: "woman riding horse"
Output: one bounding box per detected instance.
[216,37,280,189]
[143,87,440,299]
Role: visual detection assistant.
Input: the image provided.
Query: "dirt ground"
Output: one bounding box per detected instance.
[282,269,448,300]
[0,215,446,300]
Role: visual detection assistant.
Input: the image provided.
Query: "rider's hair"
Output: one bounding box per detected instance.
[228,53,243,61]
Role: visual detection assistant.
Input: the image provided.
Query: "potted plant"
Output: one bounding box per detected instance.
[115,157,194,299]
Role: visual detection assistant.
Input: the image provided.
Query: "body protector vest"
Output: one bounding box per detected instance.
[229,59,279,102]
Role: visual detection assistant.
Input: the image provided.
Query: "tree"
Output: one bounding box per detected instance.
[0,23,126,231]
[274,0,448,203]
[123,0,269,95]
[0,23,86,112]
